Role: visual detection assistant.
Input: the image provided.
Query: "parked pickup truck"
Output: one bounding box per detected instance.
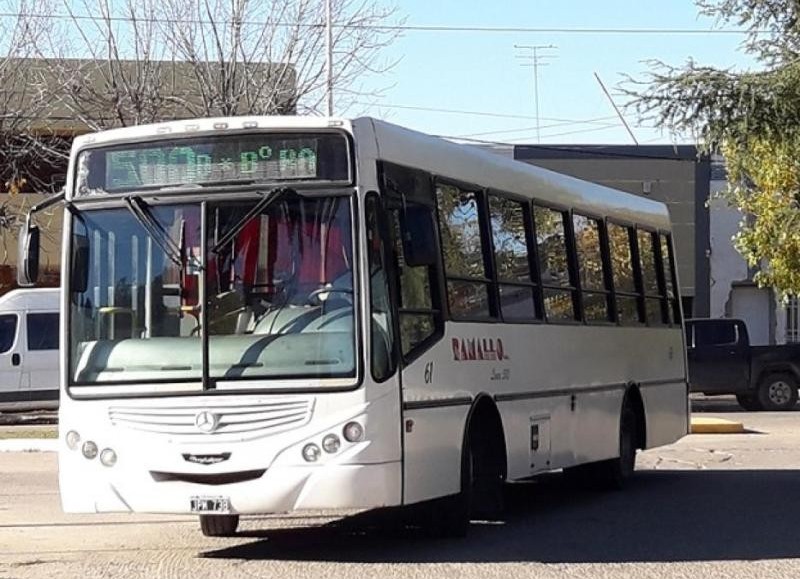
[686,318,800,411]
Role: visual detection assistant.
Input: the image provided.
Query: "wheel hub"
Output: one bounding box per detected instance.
[769,381,792,405]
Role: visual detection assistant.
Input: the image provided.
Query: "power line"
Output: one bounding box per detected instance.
[455,117,620,138]
[0,12,762,35]
[356,101,620,124]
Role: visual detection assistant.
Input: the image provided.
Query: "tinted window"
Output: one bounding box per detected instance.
[0,314,17,353]
[694,322,737,347]
[366,195,396,381]
[27,313,59,350]
[437,185,486,279]
[437,183,493,319]
[490,195,539,321]
[573,214,611,323]
[608,223,636,293]
[608,223,642,324]
[660,234,681,324]
[381,162,442,359]
[534,206,576,322]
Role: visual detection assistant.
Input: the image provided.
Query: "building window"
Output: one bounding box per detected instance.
[787,296,800,343]
[533,205,577,322]
[437,183,494,320]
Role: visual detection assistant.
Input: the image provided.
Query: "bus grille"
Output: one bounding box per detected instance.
[108,398,313,439]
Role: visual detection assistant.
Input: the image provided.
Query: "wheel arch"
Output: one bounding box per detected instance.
[461,392,508,480]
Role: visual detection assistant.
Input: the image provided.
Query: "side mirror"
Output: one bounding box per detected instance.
[17,216,40,287]
[71,234,89,293]
[401,204,438,267]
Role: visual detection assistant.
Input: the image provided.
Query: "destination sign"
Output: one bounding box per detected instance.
[77,132,350,194]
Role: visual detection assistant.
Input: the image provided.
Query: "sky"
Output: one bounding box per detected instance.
[350,0,757,146]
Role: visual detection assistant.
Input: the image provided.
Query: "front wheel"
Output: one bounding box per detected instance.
[428,417,505,537]
[757,373,798,411]
[199,514,239,537]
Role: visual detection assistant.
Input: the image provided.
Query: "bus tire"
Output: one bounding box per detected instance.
[735,393,763,411]
[199,514,239,537]
[573,403,638,491]
[429,408,505,537]
[757,373,798,411]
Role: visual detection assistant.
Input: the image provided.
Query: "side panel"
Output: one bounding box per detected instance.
[402,404,468,503]
[401,321,688,501]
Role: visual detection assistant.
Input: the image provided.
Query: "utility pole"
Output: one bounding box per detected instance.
[514,44,557,143]
[325,0,334,116]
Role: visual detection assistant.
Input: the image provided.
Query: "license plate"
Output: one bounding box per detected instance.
[190,496,230,514]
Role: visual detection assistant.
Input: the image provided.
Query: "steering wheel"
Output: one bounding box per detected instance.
[307,286,354,305]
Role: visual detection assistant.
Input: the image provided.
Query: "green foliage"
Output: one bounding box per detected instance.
[627,0,800,295]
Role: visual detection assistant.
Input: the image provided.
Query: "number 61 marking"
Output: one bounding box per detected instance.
[423,362,433,384]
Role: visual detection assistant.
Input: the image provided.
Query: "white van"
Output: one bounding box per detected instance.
[0,287,59,409]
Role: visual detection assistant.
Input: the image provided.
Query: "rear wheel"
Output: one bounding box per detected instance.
[757,373,798,411]
[735,393,762,411]
[199,514,239,537]
[566,403,638,490]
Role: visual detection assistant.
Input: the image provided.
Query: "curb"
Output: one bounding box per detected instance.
[690,416,744,434]
[0,439,58,452]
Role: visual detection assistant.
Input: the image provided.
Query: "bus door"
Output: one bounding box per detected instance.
[378,184,445,504]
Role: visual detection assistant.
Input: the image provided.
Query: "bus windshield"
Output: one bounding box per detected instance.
[69,194,356,390]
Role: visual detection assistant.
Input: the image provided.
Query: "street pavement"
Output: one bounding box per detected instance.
[3,399,800,578]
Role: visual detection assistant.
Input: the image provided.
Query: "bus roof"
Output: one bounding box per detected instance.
[69,115,671,230]
[356,117,672,231]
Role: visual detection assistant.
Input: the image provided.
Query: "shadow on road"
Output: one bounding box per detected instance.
[202,469,800,564]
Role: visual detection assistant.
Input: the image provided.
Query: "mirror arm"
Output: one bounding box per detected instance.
[28,191,65,215]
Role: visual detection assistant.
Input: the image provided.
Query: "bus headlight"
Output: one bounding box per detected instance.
[99,448,117,467]
[82,441,98,460]
[322,434,341,454]
[343,421,364,443]
[302,443,321,462]
[65,430,81,450]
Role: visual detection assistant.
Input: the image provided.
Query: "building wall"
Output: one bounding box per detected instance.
[0,193,62,295]
[513,145,708,317]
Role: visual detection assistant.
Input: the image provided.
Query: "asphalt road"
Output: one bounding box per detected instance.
[3,402,800,578]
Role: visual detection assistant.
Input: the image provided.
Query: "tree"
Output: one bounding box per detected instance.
[626,0,800,295]
[25,0,401,128]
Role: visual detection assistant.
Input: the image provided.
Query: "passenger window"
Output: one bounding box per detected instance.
[608,222,642,324]
[638,229,667,325]
[533,205,576,322]
[573,214,612,322]
[0,314,17,353]
[489,195,540,321]
[27,313,59,350]
[660,234,681,324]
[437,183,493,320]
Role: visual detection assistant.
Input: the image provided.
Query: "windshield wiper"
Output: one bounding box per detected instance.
[211,186,295,254]
[123,195,185,267]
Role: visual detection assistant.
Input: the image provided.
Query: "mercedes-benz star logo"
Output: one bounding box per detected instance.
[194,411,220,433]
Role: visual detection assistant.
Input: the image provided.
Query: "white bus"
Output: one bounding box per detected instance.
[19,116,688,537]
